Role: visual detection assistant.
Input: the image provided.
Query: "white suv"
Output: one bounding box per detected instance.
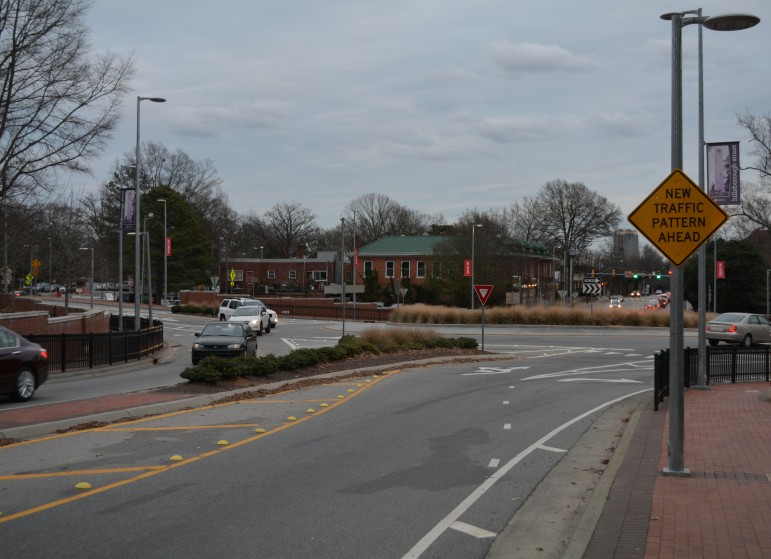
[218,298,257,321]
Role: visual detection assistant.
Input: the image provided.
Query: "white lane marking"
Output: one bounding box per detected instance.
[539,445,566,454]
[282,338,300,350]
[281,337,340,350]
[450,521,496,539]
[463,366,530,376]
[401,389,652,559]
[522,360,653,381]
[488,458,500,468]
[503,424,511,430]
[503,401,509,405]
[559,378,643,384]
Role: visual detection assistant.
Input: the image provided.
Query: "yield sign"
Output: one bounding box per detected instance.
[628,169,728,267]
[474,284,493,306]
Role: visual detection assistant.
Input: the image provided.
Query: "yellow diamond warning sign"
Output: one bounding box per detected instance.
[629,169,728,267]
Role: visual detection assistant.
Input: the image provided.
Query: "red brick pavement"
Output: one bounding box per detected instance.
[646,383,771,559]
[0,392,196,430]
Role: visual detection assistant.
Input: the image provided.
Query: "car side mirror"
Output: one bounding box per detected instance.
[194,332,200,337]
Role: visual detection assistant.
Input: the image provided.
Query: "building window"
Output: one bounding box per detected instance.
[417,261,426,278]
[401,261,409,278]
[312,270,327,282]
[364,261,373,276]
[432,261,441,278]
[235,269,243,281]
[385,261,394,278]
[268,269,276,279]
[289,270,297,280]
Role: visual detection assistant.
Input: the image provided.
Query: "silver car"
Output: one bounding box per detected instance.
[706,312,771,346]
[228,304,271,335]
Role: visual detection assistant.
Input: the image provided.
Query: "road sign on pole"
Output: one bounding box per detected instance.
[628,169,728,267]
[582,277,601,295]
[474,285,493,306]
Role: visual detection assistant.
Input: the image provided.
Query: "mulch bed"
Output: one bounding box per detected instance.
[156,348,484,395]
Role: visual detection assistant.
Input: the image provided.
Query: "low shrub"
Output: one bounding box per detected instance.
[180,327,478,384]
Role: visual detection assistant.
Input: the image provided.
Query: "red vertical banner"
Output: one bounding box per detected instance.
[715,260,725,279]
[166,237,172,257]
[463,259,472,277]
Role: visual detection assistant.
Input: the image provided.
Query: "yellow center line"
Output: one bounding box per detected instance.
[99,423,262,432]
[0,466,166,480]
[0,374,395,524]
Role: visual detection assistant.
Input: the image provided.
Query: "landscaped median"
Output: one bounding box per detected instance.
[180,328,478,384]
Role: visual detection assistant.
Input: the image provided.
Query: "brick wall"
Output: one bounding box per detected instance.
[0,295,109,336]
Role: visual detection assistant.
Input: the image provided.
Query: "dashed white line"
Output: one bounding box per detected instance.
[503,424,511,430]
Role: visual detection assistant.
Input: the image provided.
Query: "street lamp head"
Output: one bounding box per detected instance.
[703,13,760,31]
[139,96,166,103]
[157,198,166,203]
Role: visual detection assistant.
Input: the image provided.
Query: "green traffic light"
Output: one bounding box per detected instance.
[633,274,638,279]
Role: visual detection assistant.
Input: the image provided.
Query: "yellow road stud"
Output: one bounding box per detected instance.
[255,428,266,433]
[169,455,183,461]
[287,416,297,421]
[75,482,92,490]
[217,440,229,446]
[306,408,316,414]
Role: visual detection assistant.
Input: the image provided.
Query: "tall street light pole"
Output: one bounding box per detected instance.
[660,9,759,476]
[134,96,166,330]
[157,198,167,305]
[79,247,94,309]
[471,224,482,309]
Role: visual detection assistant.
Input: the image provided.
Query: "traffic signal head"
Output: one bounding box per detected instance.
[633,273,638,279]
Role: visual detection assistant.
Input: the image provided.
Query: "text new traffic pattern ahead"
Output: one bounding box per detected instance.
[628,169,729,267]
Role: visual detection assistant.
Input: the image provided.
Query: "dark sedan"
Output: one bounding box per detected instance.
[191,322,258,365]
[0,326,49,402]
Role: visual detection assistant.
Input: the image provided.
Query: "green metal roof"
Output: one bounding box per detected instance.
[358,236,448,256]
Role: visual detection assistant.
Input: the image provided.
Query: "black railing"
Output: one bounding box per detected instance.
[27,315,164,374]
[654,345,771,410]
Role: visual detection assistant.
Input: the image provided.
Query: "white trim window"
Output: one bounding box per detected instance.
[385,261,394,278]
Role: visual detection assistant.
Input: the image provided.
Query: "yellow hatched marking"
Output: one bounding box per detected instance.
[0,374,394,524]
[0,466,166,480]
[99,423,262,432]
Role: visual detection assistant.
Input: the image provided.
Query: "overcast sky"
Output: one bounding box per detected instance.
[83,1,771,230]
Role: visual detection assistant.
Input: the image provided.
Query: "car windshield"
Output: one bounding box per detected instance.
[712,313,746,323]
[201,323,243,337]
[232,307,261,316]
[241,300,264,307]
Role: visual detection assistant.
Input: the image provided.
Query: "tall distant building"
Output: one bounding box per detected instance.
[614,229,639,262]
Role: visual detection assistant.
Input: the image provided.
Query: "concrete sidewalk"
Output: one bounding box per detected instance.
[2,369,771,558]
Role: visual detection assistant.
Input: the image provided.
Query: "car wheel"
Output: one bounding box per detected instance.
[257,324,264,336]
[708,339,719,347]
[265,323,271,333]
[12,368,36,402]
[219,314,226,321]
[742,334,753,347]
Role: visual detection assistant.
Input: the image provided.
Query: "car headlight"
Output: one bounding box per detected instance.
[227,343,244,349]
[192,343,203,349]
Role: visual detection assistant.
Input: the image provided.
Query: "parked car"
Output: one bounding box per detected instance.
[706,312,771,347]
[0,326,49,402]
[191,322,258,365]
[228,305,271,335]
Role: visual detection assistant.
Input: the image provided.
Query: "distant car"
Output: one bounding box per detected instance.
[644,298,660,310]
[13,290,28,297]
[706,312,771,347]
[191,322,258,365]
[630,290,641,298]
[0,326,49,402]
[228,304,271,335]
[609,296,622,308]
[167,296,181,306]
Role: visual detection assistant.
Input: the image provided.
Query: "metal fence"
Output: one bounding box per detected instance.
[654,345,771,410]
[27,315,164,374]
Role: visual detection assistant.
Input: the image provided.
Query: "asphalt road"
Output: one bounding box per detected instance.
[0,319,670,558]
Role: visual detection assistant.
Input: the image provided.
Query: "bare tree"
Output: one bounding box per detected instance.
[342,193,436,245]
[263,202,318,258]
[736,111,771,187]
[0,0,135,203]
[533,179,622,262]
[505,197,548,243]
[728,112,771,236]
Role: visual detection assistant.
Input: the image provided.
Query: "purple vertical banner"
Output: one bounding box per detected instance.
[706,142,740,205]
[122,189,136,230]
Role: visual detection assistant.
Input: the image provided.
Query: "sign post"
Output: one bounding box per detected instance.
[629,168,728,476]
[583,277,601,314]
[474,285,493,351]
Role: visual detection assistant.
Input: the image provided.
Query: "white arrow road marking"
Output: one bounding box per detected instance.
[559,378,643,384]
[504,424,511,430]
[463,366,531,376]
[282,337,339,350]
[488,459,500,468]
[450,521,497,539]
[523,360,652,381]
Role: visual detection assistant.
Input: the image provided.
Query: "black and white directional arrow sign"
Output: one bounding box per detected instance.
[582,277,601,295]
